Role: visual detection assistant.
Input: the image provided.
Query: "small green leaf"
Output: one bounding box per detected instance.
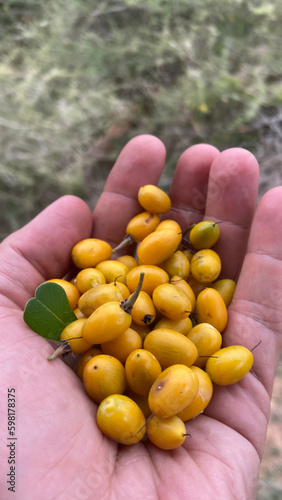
[23,282,77,341]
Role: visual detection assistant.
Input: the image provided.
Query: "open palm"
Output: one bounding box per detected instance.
[1,135,282,500]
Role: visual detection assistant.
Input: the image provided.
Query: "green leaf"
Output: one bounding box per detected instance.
[23,282,77,341]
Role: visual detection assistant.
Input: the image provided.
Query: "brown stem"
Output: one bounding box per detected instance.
[250,340,262,352]
[136,413,155,434]
[181,223,196,238]
[112,234,135,253]
[120,272,145,314]
[47,340,71,361]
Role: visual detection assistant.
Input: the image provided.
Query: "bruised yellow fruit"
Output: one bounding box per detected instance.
[190,249,221,283]
[71,238,112,269]
[97,394,146,445]
[125,211,161,242]
[148,364,199,418]
[159,250,190,280]
[83,354,126,404]
[152,283,192,320]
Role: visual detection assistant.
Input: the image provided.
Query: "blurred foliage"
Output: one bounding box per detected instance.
[1,0,282,238]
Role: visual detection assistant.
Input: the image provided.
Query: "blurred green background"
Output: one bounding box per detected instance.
[1,0,282,241]
[1,1,282,497]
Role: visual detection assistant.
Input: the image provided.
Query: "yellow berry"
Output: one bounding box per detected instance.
[76,347,102,380]
[60,318,92,354]
[144,328,198,367]
[138,185,171,214]
[75,268,106,294]
[71,238,112,269]
[196,288,228,332]
[96,260,129,285]
[97,394,146,445]
[148,364,199,418]
[152,283,192,320]
[189,221,220,250]
[190,249,221,283]
[177,366,213,421]
[101,328,142,363]
[205,345,253,385]
[126,265,169,296]
[186,323,222,368]
[137,229,182,266]
[125,349,162,396]
[83,354,126,404]
[211,279,236,308]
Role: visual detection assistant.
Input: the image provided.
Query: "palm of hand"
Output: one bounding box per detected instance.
[1,135,282,500]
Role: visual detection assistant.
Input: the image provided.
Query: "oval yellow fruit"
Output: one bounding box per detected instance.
[144,328,198,367]
[97,394,146,445]
[205,345,253,385]
[148,364,199,418]
[196,288,228,332]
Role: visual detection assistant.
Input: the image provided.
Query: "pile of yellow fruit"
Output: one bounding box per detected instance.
[36,185,254,450]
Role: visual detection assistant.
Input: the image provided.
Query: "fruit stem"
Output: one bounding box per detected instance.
[181,223,196,238]
[180,238,195,250]
[47,340,71,361]
[250,339,262,352]
[136,413,155,434]
[120,272,145,314]
[112,234,135,253]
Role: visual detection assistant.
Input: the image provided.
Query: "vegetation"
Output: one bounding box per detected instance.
[1,0,282,238]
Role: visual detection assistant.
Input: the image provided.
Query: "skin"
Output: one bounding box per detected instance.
[0,134,282,500]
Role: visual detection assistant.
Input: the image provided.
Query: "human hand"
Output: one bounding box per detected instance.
[1,135,281,500]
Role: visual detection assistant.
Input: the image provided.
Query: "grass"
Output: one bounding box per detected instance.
[1,0,282,237]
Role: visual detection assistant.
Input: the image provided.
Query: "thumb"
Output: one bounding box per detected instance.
[0,195,92,309]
